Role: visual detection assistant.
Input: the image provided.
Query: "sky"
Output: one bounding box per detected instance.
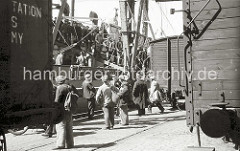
[52,0,183,39]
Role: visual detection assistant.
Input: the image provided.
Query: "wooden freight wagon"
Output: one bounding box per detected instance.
[180,0,240,148]
[0,0,61,141]
[149,36,185,103]
[150,36,184,90]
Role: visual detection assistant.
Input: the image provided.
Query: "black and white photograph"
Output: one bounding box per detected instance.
[0,0,239,150]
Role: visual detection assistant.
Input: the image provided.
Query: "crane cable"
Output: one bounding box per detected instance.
[60,25,98,52]
[157,3,176,34]
[143,2,166,38]
[127,2,136,30]
[52,21,71,47]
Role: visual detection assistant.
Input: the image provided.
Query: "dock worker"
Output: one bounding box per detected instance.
[117,76,130,125]
[132,72,149,116]
[76,51,85,66]
[95,30,104,57]
[55,52,64,65]
[82,73,96,120]
[54,75,74,149]
[148,81,165,113]
[96,74,115,130]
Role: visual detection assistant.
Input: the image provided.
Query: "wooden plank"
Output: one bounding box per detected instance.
[151,42,184,50]
[192,37,240,51]
[152,63,184,67]
[151,37,185,91]
[192,49,240,60]
[198,27,240,40]
[191,7,240,21]
[193,80,240,91]
[192,69,240,80]
[152,59,184,62]
[195,17,240,30]
[194,99,240,108]
[193,90,240,100]
[193,91,218,100]
[190,0,240,11]
[193,59,240,71]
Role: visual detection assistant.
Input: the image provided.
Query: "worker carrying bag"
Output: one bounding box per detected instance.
[64,85,79,114]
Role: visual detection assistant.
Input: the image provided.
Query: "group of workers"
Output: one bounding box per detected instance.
[47,72,165,149]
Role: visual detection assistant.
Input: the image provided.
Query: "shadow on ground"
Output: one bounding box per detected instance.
[113,126,147,130]
[73,131,96,137]
[73,142,116,149]
[130,115,186,125]
[73,127,101,131]
[73,121,105,126]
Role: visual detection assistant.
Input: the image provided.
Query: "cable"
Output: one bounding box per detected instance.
[143,2,164,38]
[157,3,176,34]
[73,25,79,40]
[127,2,136,30]
[52,21,71,46]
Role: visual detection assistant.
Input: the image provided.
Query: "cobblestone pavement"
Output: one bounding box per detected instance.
[96,118,236,151]
[6,107,237,151]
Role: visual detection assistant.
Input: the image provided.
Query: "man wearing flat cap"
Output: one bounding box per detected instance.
[54,75,74,149]
[132,72,148,116]
[82,73,96,119]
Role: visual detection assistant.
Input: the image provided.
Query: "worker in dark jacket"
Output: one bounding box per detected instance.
[95,30,104,57]
[54,75,74,149]
[117,78,130,125]
[132,73,148,116]
[82,73,96,119]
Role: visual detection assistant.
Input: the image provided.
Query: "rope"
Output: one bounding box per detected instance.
[73,25,79,40]
[60,26,98,52]
[127,2,136,30]
[142,2,164,38]
[52,21,71,46]
[63,17,100,27]
[157,3,176,34]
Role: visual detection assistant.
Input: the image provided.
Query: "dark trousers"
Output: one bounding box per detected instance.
[44,124,56,136]
[136,105,145,116]
[138,109,145,116]
[87,98,95,119]
[148,102,164,112]
[102,107,115,128]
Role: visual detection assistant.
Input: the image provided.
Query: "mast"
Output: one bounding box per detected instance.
[71,0,75,18]
[70,0,75,65]
[142,0,148,37]
[131,0,145,76]
[119,0,131,72]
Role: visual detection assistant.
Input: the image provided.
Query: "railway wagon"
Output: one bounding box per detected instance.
[149,36,185,96]
[0,0,62,135]
[181,0,240,148]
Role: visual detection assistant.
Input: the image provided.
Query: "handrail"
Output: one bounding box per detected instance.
[194,0,222,39]
[176,0,222,89]
[186,0,212,28]
[177,33,185,88]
